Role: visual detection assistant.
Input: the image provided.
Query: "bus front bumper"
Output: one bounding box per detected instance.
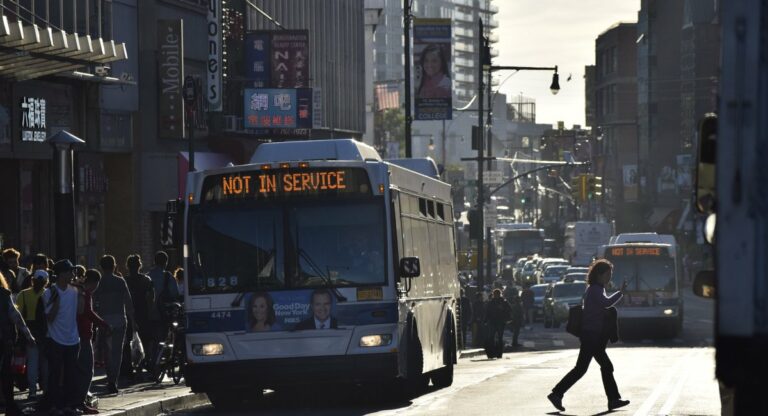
[185,353,399,392]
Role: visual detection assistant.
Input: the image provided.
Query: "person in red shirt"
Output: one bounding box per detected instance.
[75,270,111,414]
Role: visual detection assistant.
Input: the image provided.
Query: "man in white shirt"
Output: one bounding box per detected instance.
[43,259,82,414]
[294,289,338,330]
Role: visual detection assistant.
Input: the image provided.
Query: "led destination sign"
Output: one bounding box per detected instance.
[201,168,372,203]
[608,247,669,257]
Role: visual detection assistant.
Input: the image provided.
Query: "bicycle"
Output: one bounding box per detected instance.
[151,302,186,384]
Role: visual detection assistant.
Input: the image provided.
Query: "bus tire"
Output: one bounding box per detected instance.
[431,314,456,388]
[404,327,428,396]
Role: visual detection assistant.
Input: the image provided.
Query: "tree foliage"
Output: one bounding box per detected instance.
[374,109,405,158]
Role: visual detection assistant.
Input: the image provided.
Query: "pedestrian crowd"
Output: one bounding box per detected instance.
[458,280,529,357]
[0,248,183,416]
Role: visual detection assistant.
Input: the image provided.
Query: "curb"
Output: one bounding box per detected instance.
[459,348,486,359]
[102,392,209,416]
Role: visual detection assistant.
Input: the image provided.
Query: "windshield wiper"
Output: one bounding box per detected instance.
[297,248,347,302]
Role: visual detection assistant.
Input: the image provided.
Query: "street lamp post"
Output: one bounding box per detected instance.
[47,130,86,262]
[473,32,560,288]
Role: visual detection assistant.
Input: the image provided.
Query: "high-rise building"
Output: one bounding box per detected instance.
[592,22,639,232]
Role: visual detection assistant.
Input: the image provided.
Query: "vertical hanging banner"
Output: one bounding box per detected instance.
[413,18,452,121]
[244,30,310,88]
[207,0,223,111]
[158,19,185,139]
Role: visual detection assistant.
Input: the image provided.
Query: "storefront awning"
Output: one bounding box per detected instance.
[0,16,127,81]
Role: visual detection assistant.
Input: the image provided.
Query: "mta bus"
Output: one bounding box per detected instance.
[495,226,545,277]
[181,139,460,407]
[598,233,683,337]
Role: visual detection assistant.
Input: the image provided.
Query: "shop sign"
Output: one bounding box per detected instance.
[244,30,309,88]
[207,0,223,111]
[243,88,313,137]
[157,19,185,139]
[20,97,47,142]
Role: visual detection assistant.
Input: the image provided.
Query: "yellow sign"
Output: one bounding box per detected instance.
[357,287,383,301]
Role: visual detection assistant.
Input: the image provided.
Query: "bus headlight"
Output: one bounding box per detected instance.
[192,343,224,356]
[359,334,392,347]
[663,308,675,316]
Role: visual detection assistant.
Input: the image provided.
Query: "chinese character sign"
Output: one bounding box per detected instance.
[413,18,452,121]
[243,88,313,129]
[20,97,47,142]
[244,30,309,88]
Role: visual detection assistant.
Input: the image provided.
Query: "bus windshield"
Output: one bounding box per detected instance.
[503,231,544,256]
[189,199,386,294]
[608,256,676,292]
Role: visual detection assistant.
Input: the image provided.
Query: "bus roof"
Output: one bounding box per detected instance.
[250,139,382,164]
[609,232,677,246]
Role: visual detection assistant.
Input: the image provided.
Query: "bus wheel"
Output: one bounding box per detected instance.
[431,317,456,388]
[404,332,428,396]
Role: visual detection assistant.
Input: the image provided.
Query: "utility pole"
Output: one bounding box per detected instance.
[485,38,493,283]
[403,0,412,157]
[476,18,486,289]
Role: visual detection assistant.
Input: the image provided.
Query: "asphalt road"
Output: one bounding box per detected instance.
[172,289,719,415]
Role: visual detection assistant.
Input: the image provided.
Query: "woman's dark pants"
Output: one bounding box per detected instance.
[552,330,620,400]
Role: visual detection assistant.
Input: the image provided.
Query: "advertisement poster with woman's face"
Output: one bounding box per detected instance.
[245,289,338,332]
[413,18,452,121]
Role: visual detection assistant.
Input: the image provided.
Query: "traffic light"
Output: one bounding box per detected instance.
[586,175,603,200]
[570,174,586,203]
[468,208,483,239]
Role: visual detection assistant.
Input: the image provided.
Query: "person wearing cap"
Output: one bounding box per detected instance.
[0,267,35,415]
[43,259,82,415]
[16,268,49,399]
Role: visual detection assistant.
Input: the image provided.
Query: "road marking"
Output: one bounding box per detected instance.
[632,349,698,416]
[401,350,578,415]
[657,350,701,415]
[552,340,564,347]
[523,341,535,348]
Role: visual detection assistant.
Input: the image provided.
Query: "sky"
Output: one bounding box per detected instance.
[494,0,640,129]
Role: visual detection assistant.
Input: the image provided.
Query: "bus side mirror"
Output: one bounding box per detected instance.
[399,257,421,278]
[695,114,717,215]
[692,270,715,298]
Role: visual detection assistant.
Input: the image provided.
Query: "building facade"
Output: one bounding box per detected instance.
[0,1,131,265]
[593,22,639,232]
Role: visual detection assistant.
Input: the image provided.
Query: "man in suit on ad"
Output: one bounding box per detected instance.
[294,289,338,330]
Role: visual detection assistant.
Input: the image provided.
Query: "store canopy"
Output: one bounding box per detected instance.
[0,15,127,81]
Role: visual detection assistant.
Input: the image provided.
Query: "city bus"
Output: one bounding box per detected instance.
[598,233,683,337]
[495,226,545,277]
[181,139,460,407]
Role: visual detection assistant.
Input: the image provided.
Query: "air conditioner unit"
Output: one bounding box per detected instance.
[223,115,238,132]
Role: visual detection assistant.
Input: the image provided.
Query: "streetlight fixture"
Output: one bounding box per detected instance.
[550,67,561,95]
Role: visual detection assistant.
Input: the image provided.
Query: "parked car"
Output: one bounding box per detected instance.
[543,280,587,328]
[539,265,570,284]
[562,272,587,282]
[565,266,589,275]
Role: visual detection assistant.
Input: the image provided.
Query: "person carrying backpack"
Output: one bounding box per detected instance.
[484,289,512,359]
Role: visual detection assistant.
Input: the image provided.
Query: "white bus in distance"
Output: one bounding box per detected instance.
[181,140,460,408]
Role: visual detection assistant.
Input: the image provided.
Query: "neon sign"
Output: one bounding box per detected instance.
[609,247,667,257]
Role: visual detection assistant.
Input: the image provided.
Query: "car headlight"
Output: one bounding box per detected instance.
[192,343,224,356]
[359,334,393,347]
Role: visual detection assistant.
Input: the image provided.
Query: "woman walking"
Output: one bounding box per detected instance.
[547,259,630,412]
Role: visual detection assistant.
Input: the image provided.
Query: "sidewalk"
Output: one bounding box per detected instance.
[12,377,206,416]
